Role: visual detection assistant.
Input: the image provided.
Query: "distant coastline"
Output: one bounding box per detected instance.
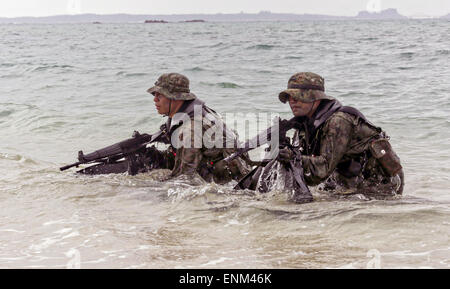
[144,19,168,24]
[144,19,205,23]
[1,9,446,24]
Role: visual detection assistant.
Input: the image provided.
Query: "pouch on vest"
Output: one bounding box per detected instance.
[369,138,402,177]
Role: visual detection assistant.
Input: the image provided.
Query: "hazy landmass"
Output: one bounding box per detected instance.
[355,8,407,19]
[441,13,450,19]
[0,9,437,24]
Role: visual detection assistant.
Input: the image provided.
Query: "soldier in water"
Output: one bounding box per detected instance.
[146,72,251,183]
[275,72,404,197]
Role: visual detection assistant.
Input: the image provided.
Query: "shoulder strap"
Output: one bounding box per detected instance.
[183,98,205,117]
[338,106,381,132]
[338,106,368,122]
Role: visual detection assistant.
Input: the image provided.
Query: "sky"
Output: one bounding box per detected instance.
[0,0,449,18]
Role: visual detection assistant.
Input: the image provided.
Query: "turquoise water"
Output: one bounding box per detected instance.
[0,20,449,268]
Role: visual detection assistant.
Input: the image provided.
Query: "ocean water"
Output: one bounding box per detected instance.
[0,20,449,268]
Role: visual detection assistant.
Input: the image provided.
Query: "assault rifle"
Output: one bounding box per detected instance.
[60,126,169,175]
[226,116,313,203]
[224,117,304,164]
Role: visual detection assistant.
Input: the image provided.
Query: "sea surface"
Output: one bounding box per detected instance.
[0,20,449,268]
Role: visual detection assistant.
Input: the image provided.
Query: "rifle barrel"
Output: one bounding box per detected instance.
[60,162,82,171]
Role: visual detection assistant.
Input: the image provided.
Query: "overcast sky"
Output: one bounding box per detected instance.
[0,0,449,18]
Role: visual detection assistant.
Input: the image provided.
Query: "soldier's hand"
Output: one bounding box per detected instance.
[277,147,294,164]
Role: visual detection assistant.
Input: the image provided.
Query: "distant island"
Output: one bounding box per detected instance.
[0,9,445,24]
[182,20,206,23]
[144,19,205,23]
[441,13,450,19]
[144,19,168,23]
[356,8,407,20]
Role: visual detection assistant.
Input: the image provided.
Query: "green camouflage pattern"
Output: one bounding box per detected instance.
[147,73,196,100]
[279,72,334,103]
[169,118,251,184]
[294,111,404,196]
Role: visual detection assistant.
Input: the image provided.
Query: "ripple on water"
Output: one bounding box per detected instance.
[185,66,206,72]
[0,110,15,118]
[247,44,276,50]
[31,64,75,72]
[199,81,243,89]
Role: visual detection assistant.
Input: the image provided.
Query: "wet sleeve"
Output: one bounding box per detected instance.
[170,120,204,177]
[177,147,203,176]
[301,114,354,185]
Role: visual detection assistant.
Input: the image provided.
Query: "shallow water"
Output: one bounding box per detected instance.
[0,20,449,268]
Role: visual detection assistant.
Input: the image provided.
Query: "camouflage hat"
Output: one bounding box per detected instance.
[147,73,196,100]
[278,72,334,103]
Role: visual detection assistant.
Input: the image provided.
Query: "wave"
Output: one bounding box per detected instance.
[248,201,362,220]
[200,81,243,88]
[0,102,38,109]
[247,44,276,50]
[281,29,304,33]
[217,82,242,89]
[359,37,378,41]
[31,121,69,132]
[210,42,225,48]
[0,74,22,79]
[32,64,75,72]
[115,71,149,77]
[0,103,38,120]
[0,63,16,68]
[284,55,303,59]
[0,109,15,118]
[0,152,38,165]
[185,66,206,72]
[399,52,415,58]
[191,31,214,35]
[343,207,449,224]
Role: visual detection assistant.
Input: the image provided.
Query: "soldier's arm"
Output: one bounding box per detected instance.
[173,148,203,176]
[301,113,354,185]
[170,119,204,177]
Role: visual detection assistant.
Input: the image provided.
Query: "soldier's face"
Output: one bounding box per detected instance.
[153,92,171,115]
[288,96,314,117]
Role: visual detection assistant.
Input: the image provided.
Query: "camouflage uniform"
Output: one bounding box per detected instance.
[148,73,251,183]
[279,72,404,196]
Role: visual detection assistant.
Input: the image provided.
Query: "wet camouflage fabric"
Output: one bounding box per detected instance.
[294,111,404,196]
[147,73,197,100]
[279,72,334,103]
[150,101,250,183]
[168,118,251,183]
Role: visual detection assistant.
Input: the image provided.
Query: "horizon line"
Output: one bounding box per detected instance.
[0,10,448,19]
